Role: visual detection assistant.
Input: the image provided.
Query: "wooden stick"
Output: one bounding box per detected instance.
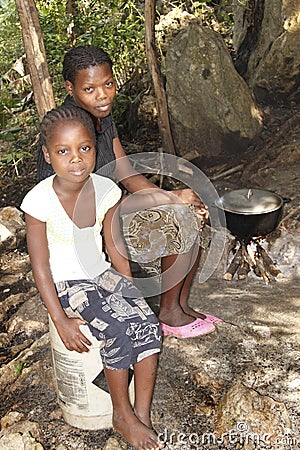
[244,244,256,270]
[237,261,250,279]
[237,242,250,279]
[223,247,242,281]
[210,164,244,181]
[256,243,283,280]
[145,0,176,155]
[255,255,271,284]
[279,205,300,227]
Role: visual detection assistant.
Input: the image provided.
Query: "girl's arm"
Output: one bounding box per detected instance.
[112,136,206,211]
[113,137,158,193]
[102,199,132,279]
[25,213,92,352]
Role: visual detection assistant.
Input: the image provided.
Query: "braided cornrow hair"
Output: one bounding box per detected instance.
[40,105,96,147]
[62,45,113,84]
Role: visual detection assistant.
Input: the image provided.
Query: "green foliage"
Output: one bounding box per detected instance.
[14,362,24,377]
[0,112,35,179]
[0,0,23,75]
[0,0,233,179]
[33,0,146,97]
[65,0,146,88]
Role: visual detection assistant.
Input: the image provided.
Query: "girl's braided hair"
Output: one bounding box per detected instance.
[62,45,113,84]
[40,105,96,147]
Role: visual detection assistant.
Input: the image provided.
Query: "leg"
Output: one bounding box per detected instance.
[158,249,198,327]
[104,354,163,450]
[179,244,222,324]
[158,246,219,335]
[179,243,206,319]
[134,353,158,428]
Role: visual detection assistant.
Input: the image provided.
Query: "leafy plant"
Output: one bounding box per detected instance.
[14,361,24,377]
[0,0,234,180]
[0,126,33,177]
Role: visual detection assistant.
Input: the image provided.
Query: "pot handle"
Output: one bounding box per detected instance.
[282,197,291,203]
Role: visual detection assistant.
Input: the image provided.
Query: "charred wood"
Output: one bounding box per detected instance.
[223,247,242,281]
[256,243,283,280]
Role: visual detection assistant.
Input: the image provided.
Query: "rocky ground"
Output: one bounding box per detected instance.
[0,105,300,449]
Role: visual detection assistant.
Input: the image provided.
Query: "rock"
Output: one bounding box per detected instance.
[0,333,50,394]
[253,27,300,104]
[0,290,37,324]
[0,273,26,288]
[0,332,10,348]
[0,411,25,429]
[0,251,31,274]
[0,420,41,441]
[0,431,44,450]
[7,295,48,336]
[214,382,292,445]
[250,325,271,339]
[0,418,43,450]
[268,229,300,279]
[0,224,12,246]
[191,370,226,397]
[0,207,26,252]
[165,23,262,162]
[103,437,127,449]
[233,0,300,104]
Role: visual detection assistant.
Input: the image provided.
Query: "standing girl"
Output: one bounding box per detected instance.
[22,105,163,450]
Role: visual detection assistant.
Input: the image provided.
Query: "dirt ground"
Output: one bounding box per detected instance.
[0,104,300,449]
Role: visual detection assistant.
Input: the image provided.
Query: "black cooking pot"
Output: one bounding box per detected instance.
[215,188,284,240]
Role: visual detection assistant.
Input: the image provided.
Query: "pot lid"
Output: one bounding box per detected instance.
[216,188,283,214]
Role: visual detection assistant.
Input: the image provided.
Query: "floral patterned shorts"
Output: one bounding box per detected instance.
[122,204,205,275]
[56,268,161,370]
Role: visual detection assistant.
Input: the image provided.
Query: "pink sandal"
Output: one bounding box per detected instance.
[199,313,222,324]
[160,318,215,338]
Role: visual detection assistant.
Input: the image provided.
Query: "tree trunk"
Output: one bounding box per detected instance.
[144,0,176,155]
[15,0,55,120]
[233,0,265,79]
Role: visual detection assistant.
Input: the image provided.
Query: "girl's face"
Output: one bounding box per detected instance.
[42,119,96,185]
[65,63,117,120]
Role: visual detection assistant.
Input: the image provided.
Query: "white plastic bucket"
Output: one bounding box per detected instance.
[49,316,134,430]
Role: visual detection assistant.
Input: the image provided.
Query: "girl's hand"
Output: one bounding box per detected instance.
[171,188,209,219]
[55,316,92,353]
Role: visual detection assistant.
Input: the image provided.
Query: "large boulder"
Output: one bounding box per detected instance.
[165,22,262,163]
[233,0,300,104]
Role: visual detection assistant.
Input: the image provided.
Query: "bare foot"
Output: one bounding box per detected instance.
[180,304,222,323]
[134,407,152,429]
[180,304,206,320]
[113,410,164,449]
[158,305,195,328]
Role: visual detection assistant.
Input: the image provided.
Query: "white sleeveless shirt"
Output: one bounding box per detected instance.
[21,174,121,283]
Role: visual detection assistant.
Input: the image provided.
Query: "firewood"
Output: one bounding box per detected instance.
[279,205,300,228]
[210,163,244,181]
[256,243,282,279]
[237,242,250,279]
[237,260,250,279]
[255,255,271,284]
[223,247,242,281]
[244,244,256,270]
